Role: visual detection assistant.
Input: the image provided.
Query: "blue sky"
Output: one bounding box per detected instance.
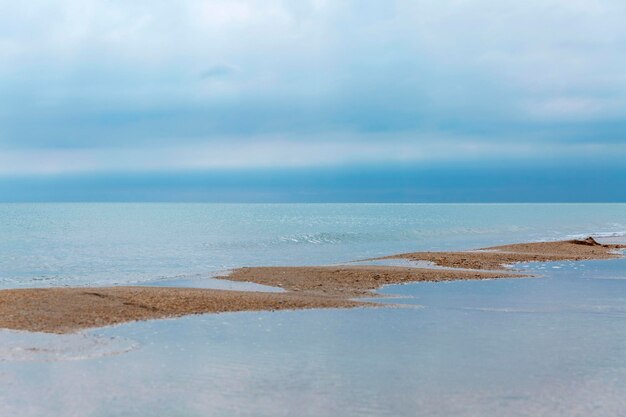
[1,0,625,201]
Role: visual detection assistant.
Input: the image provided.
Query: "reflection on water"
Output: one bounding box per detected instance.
[1,256,626,416]
[0,331,138,362]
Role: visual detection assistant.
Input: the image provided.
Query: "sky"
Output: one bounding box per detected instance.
[1,0,626,202]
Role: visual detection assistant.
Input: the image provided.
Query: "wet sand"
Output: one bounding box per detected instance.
[0,238,623,333]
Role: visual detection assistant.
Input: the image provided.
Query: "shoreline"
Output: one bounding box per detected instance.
[1,237,623,334]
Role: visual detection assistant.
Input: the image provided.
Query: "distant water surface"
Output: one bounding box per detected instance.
[1,203,625,288]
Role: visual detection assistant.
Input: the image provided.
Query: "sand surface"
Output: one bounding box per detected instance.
[219,266,518,297]
[0,237,623,333]
[376,237,626,270]
[0,287,362,334]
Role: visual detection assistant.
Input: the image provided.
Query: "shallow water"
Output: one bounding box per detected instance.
[1,204,626,416]
[1,255,626,416]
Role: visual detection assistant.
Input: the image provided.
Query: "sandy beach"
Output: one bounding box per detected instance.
[0,237,623,334]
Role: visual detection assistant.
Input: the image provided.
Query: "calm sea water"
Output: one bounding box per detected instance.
[1,203,625,288]
[1,203,626,417]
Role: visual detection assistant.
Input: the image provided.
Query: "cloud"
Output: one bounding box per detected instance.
[0,0,625,176]
[1,132,624,176]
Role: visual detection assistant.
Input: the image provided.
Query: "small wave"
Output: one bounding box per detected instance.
[277,232,366,245]
[272,227,525,246]
[566,231,626,239]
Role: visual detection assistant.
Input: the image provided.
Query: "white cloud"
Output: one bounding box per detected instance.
[1,133,624,175]
[1,0,626,175]
[524,96,623,121]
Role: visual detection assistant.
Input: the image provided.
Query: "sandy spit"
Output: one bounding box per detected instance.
[219,266,519,297]
[0,237,623,333]
[374,237,626,270]
[0,287,362,334]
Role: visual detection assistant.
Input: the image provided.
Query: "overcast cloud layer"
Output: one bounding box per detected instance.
[1,0,625,199]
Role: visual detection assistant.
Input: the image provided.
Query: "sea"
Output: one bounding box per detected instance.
[1,203,626,416]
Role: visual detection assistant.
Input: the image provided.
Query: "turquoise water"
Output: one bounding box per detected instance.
[1,203,626,288]
[1,204,626,416]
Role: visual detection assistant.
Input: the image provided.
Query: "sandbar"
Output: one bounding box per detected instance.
[0,287,362,334]
[218,265,518,297]
[373,237,625,270]
[0,237,623,333]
